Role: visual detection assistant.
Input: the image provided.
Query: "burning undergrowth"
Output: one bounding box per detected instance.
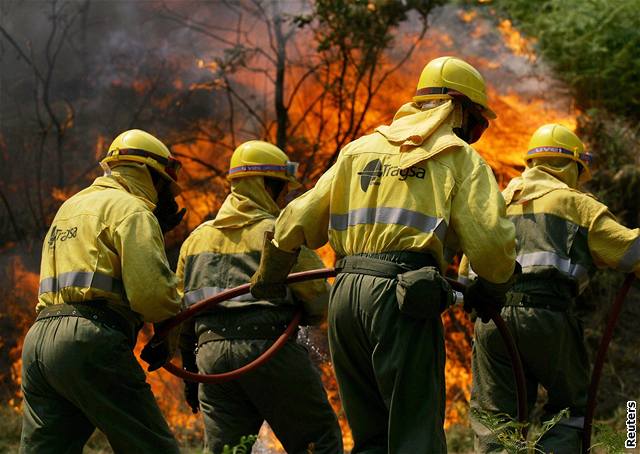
[0,1,579,451]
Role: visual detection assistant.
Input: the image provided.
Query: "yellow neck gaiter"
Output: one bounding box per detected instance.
[212,176,280,229]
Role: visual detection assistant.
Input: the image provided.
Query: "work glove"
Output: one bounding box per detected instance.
[463,262,521,323]
[181,342,200,414]
[184,381,199,414]
[153,188,187,233]
[250,231,299,299]
[140,322,181,372]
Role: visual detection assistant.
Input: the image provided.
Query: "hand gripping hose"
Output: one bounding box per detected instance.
[582,273,635,454]
[156,268,332,384]
[157,266,528,424]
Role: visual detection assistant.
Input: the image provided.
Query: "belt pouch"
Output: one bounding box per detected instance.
[395,266,453,319]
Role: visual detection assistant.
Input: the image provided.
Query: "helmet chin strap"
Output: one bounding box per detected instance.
[99,161,112,176]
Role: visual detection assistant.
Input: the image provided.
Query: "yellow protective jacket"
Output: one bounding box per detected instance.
[274,101,516,284]
[459,161,640,294]
[38,163,181,324]
[177,176,329,324]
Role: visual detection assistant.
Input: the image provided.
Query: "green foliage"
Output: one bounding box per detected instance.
[580,110,640,228]
[486,0,640,122]
[591,422,628,454]
[470,408,528,453]
[296,0,441,66]
[471,407,570,453]
[220,434,258,454]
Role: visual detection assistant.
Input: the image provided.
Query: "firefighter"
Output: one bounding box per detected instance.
[250,56,518,453]
[463,124,640,453]
[20,129,186,454]
[177,140,343,453]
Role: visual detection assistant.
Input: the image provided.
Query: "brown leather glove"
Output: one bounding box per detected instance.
[250,232,299,299]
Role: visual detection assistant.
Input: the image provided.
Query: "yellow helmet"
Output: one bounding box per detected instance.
[525,124,592,179]
[228,140,300,188]
[413,56,497,119]
[101,129,182,195]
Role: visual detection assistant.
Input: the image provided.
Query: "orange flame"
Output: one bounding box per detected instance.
[498,19,537,60]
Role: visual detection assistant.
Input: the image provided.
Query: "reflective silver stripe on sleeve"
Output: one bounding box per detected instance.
[330,207,447,242]
[183,286,258,307]
[38,271,123,295]
[618,237,640,272]
[517,251,589,289]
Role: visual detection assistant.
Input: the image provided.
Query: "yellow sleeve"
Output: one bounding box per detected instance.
[588,207,640,277]
[114,210,181,323]
[457,254,476,286]
[274,163,337,252]
[450,162,516,284]
[175,240,188,301]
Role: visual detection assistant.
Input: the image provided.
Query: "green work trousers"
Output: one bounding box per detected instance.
[20,316,179,454]
[328,272,447,454]
[196,337,343,454]
[470,305,590,453]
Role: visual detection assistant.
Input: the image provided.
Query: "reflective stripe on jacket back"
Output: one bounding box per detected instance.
[506,186,598,294]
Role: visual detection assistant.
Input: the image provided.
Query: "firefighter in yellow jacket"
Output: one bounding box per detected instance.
[177,141,342,453]
[251,56,518,453]
[463,124,640,453]
[20,129,186,453]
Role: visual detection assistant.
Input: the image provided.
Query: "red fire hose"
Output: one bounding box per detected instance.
[156,268,334,384]
[582,273,635,453]
[156,268,528,423]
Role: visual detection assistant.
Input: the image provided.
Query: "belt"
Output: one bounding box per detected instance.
[504,292,571,311]
[198,322,291,346]
[335,253,437,279]
[36,302,139,347]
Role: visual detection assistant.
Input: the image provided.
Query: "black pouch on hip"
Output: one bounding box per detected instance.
[396,266,454,319]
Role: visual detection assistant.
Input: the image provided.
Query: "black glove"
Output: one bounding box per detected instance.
[463,278,507,323]
[463,262,522,323]
[153,187,186,233]
[181,343,199,414]
[140,323,180,372]
[184,381,199,414]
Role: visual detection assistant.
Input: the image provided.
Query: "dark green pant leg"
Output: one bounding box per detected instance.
[197,342,263,454]
[21,317,179,454]
[380,303,447,453]
[472,306,589,454]
[470,308,539,454]
[525,312,588,454]
[20,321,95,454]
[328,274,391,454]
[198,339,342,454]
[241,341,342,454]
[329,273,447,454]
